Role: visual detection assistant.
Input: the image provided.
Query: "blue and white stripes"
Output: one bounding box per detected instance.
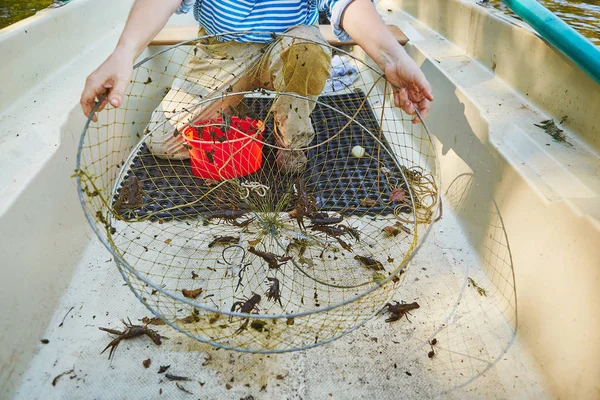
[176,0,195,14]
[176,0,353,43]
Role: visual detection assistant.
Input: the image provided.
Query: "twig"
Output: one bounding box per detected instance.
[176,383,193,394]
[52,369,74,386]
[166,373,191,381]
[58,307,74,328]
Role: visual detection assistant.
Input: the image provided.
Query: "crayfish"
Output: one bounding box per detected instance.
[248,246,292,269]
[231,293,262,333]
[289,178,318,230]
[381,301,420,323]
[202,209,254,227]
[98,318,162,359]
[265,277,283,306]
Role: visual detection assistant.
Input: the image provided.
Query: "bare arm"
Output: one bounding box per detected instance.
[80,0,181,121]
[340,0,433,122]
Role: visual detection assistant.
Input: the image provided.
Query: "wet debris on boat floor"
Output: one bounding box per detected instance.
[467,277,487,297]
[382,221,411,237]
[181,287,203,299]
[202,354,212,366]
[52,368,74,387]
[141,316,167,325]
[428,338,438,358]
[165,373,191,381]
[176,382,193,394]
[534,119,572,146]
[158,365,171,373]
[354,255,385,271]
[58,306,75,328]
[157,366,197,395]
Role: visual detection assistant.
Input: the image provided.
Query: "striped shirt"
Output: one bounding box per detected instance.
[176,0,353,43]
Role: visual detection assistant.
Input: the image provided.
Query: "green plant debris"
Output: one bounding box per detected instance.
[534,119,572,146]
[298,255,315,267]
[468,277,487,297]
[372,272,387,284]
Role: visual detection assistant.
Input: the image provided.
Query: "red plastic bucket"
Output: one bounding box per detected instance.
[182,116,263,180]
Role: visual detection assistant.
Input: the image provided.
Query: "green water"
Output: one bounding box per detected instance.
[0,0,54,30]
[489,0,600,45]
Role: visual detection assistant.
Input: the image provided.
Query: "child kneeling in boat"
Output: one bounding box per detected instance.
[80,0,433,172]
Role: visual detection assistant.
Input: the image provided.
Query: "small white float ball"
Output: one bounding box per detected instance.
[352,145,366,158]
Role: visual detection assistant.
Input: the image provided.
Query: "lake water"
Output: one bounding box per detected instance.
[489,0,600,46]
[1,0,599,46]
[0,0,53,29]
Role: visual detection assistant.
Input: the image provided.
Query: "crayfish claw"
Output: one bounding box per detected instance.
[101,337,122,359]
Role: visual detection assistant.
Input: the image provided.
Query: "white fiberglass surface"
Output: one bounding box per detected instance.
[15,202,548,399]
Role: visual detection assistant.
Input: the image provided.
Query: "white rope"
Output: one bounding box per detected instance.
[240,181,270,199]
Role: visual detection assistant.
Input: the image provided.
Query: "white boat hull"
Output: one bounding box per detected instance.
[0,0,598,398]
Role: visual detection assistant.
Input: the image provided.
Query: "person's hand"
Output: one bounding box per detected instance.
[80,47,134,122]
[383,52,433,124]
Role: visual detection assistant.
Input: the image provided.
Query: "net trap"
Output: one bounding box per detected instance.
[75,32,441,353]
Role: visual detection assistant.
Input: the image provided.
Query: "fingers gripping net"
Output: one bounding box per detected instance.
[76,32,440,352]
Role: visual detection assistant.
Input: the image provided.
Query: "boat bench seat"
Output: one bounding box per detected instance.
[149,24,408,47]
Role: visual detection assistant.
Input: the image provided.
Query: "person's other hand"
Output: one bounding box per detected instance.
[384,52,433,123]
[80,48,134,122]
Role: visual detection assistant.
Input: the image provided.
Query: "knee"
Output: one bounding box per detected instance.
[281,41,331,96]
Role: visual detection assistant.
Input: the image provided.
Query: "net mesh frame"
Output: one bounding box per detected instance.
[75,32,441,353]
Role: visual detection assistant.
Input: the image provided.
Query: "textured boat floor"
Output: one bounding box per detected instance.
[15,207,549,399]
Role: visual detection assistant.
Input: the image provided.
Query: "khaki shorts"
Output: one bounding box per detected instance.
[146,25,331,171]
